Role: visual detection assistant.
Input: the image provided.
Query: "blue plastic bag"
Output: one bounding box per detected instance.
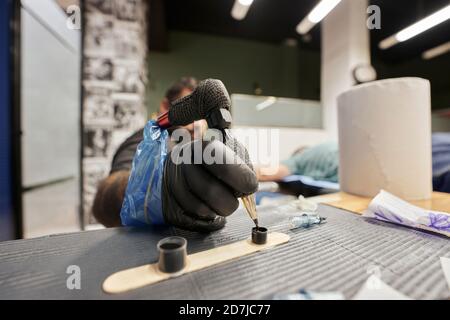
[120,120,169,226]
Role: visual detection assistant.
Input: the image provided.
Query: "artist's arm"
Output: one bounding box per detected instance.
[92,129,144,227]
[92,170,130,227]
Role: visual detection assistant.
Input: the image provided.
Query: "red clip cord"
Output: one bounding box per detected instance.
[156,111,171,129]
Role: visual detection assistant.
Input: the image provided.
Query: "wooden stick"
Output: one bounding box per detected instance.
[103,232,290,294]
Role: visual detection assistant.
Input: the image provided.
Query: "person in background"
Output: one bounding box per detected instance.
[92,77,202,227]
[256,136,450,194]
[432,132,450,193]
[256,141,339,183]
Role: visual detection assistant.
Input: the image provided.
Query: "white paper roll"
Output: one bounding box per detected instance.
[337,77,432,200]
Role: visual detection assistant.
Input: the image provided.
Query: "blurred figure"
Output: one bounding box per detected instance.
[432,133,450,193]
[257,135,450,194]
[92,77,203,227]
[256,142,339,183]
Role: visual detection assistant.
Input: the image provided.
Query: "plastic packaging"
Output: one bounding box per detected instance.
[363,190,450,237]
[120,120,169,226]
[289,214,326,229]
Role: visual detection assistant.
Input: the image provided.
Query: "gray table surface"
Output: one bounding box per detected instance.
[1,203,450,300]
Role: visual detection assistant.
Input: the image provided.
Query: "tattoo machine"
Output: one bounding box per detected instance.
[156,79,259,228]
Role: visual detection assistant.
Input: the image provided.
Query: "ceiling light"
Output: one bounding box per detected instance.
[231,0,254,20]
[256,97,277,111]
[422,41,450,60]
[296,0,342,35]
[379,4,450,49]
[238,0,253,5]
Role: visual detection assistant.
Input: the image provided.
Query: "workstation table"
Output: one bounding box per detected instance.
[1,192,450,300]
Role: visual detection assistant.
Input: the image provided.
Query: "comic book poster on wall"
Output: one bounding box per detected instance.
[82,0,147,225]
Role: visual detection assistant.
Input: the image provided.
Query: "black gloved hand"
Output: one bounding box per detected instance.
[162,137,258,232]
[168,79,232,127]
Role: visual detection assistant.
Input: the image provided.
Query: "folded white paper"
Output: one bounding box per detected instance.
[363,190,450,237]
[352,275,412,300]
[295,195,318,212]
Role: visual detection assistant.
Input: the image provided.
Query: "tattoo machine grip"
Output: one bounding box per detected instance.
[157,79,232,130]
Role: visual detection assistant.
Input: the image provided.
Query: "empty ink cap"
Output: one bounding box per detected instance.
[157,236,187,274]
[252,227,268,245]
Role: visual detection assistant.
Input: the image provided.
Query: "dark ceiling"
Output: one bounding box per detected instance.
[164,0,450,63]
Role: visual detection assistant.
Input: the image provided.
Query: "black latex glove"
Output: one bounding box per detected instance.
[162,137,258,232]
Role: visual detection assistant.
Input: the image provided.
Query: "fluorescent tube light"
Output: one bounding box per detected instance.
[296,0,342,34]
[308,0,342,23]
[255,97,277,111]
[231,0,254,20]
[422,41,450,60]
[379,4,450,49]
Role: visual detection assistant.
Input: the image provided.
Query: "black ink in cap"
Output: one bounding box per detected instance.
[252,227,268,245]
[157,236,187,274]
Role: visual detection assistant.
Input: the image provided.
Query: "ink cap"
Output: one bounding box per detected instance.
[252,227,268,245]
[157,236,187,273]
